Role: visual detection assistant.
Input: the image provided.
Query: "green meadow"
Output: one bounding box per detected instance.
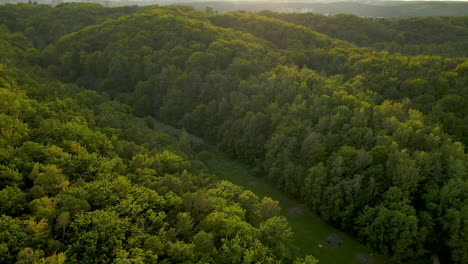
[205,153,386,264]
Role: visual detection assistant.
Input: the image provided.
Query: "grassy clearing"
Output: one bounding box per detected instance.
[204,152,386,264]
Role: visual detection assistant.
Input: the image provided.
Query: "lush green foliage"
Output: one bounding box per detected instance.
[258,11,468,57]
[0,13,309,263]
[0,3,467,264]
[0,3,141,49]
[203,153,386,264]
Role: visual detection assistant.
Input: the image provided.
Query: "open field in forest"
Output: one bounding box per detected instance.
[205,153,387,264]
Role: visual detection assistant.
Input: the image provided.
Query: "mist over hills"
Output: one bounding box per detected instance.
[184,1,468,17]
[2,0,468,17]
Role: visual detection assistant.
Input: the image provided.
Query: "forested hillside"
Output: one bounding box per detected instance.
[258,11,468,57]
[0,3,141,49]
[0,3,466,264]
[0,5,314,264]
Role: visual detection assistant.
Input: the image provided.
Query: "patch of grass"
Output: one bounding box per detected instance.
[205,152,386,264]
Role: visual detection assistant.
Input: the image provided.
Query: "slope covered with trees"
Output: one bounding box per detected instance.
[0,3,467,264]
[0,3,141,49]
[258,11,468,57]
[0,10,314,264]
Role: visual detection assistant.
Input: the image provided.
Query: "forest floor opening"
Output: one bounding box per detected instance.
[204,152,387,264]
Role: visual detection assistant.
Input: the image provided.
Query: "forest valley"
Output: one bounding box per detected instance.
[0,3,466,264]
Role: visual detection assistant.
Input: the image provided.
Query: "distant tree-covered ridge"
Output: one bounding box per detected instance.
[0,3,466,264]
[258,11,468,57]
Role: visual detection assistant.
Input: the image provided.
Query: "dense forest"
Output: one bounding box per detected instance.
[0,3,466,264]
[257,11,468,57]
